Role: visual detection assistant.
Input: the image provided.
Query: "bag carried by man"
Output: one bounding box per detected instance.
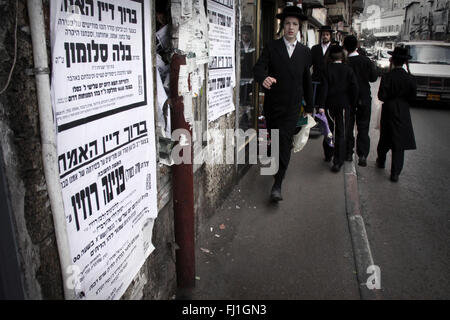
[293,114,316,152]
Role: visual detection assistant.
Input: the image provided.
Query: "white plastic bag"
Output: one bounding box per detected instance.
[293,114,316,153]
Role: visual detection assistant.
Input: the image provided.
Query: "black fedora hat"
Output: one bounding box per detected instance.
[276,5,307,21]
[319,25,335,33]
[388,46,412,60]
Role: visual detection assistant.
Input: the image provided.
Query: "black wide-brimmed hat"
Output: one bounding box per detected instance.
[388,46,412,60]
[319,25,336,33]
[276,6,307,21]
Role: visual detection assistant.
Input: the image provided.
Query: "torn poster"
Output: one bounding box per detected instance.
[156,68,171,138]
[175,0,209,64]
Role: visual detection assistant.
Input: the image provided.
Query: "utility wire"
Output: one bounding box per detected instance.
[0,0,19,95]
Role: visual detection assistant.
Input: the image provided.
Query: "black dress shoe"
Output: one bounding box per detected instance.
[345,154,353,162]
[331,163,342,172]
[390,173,399,182]
[270,186,283,202]
[376,158,385,168]
[358,156,367,167]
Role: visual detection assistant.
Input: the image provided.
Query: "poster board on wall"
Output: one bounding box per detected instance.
[207,0,236,122]
[50,0,157,300]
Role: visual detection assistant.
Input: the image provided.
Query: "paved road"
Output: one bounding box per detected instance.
[355,79,450,299]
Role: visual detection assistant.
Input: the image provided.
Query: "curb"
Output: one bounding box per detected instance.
[344,159,383,300]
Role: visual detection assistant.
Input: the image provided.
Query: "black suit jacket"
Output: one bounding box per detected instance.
[347,55,378,104]
[316,62,359,109]
[311,43,330,81]
[253,38,313,122]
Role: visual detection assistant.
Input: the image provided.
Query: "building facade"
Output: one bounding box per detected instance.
[402,0,450,41]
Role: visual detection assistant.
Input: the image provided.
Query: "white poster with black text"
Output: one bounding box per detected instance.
[207,0,235,122]
[50,0,157,300]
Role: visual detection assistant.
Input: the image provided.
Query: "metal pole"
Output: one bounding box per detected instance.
[27,0,75,299]
[170,54,195,288]
[254,0,261,130]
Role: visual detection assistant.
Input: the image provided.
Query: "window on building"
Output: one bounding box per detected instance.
[238,1,257,132]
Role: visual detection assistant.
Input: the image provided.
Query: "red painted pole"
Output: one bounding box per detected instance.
[169,53,195,288]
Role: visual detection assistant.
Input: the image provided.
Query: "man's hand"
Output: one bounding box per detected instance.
[318,108,325,114]
[262,77,277,89]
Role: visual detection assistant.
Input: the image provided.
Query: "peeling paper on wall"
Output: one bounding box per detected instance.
[172,0,209,64]
[171,2,181,27]
[178,65,189,96]
[181,0,193,20]
[182,93,194,129]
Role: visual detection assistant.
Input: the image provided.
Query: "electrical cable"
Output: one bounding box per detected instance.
[0,0,19,95]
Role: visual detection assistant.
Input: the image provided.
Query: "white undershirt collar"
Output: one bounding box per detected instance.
[283,37,297,58]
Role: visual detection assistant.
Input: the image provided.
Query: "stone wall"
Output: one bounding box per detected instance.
[0,0,63,299]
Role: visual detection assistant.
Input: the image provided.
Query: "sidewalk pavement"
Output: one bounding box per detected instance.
[182,133,365,300]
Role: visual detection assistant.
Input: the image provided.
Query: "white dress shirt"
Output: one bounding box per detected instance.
[283,37,297,58]
[321,42,330,55]
[242,41,251,53]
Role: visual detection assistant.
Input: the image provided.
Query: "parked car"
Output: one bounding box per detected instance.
[397,41,450,103]
[364,46,376,59]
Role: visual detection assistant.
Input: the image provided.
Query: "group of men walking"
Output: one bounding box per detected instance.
[253,5,416,202]
[312,26,378,171]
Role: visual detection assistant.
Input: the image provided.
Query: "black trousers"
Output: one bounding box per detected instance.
[347,100,371,157]
[377,141,405,176]
[266,113,297,188]
[323,107,351,165]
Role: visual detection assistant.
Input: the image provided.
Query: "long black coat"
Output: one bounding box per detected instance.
[316,62,359,110]
[311,43,329,81]
[378,68,416,150]
[253,38,313,128]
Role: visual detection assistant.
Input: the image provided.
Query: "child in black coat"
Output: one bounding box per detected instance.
[316,45,359,172]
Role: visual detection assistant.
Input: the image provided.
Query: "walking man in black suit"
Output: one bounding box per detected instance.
[316,45,359,172]
[343,35,378,166]
[253,5,313,202]
[311,25,335,81]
